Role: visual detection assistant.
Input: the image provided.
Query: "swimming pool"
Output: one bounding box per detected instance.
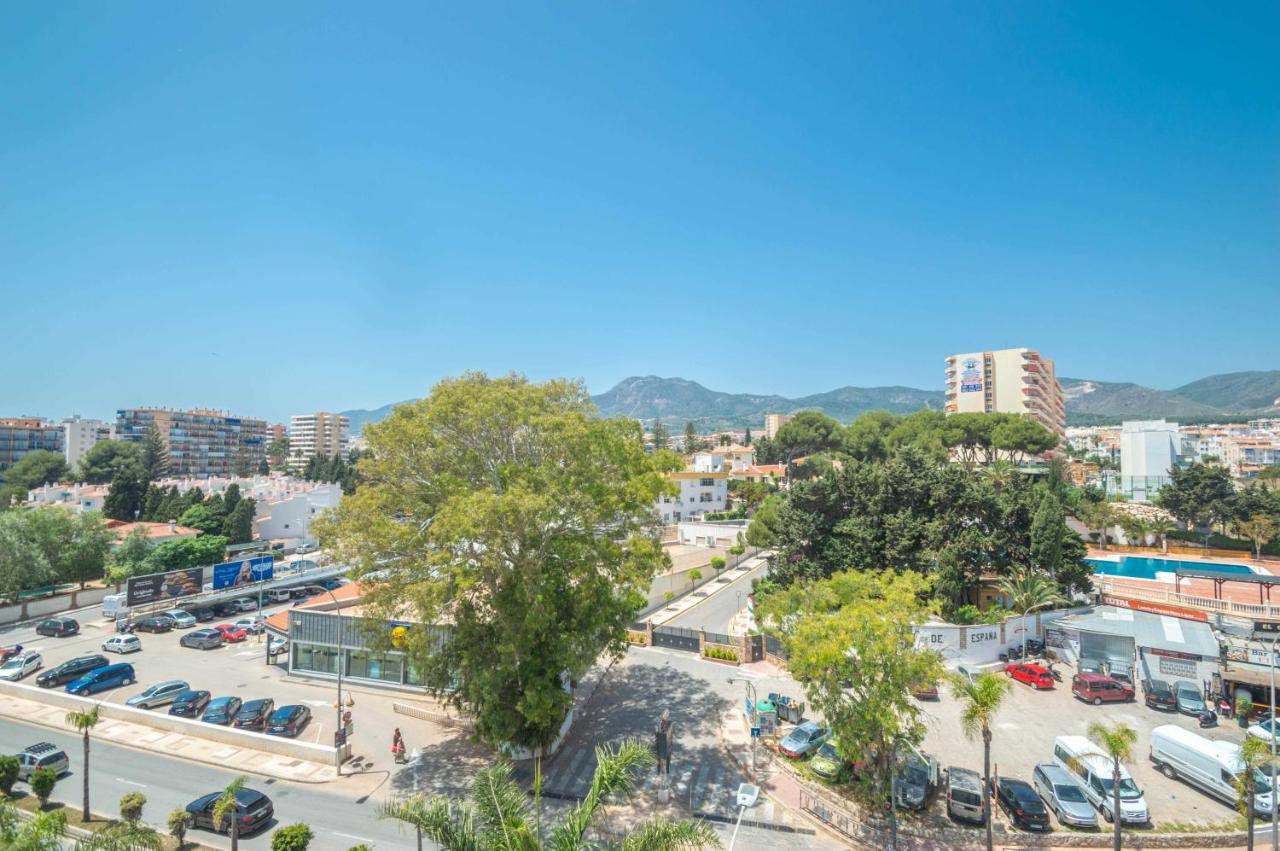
[1088,556,1255,581]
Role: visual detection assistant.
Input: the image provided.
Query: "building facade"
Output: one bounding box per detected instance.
[763,413,793,440]
[116,408,267,478]
[944,347,1066,437]
[657,471,728,524]
[288,412,350,472]
[0,417,64,475]
[1118,420,1185,501]
[62,415,115,468]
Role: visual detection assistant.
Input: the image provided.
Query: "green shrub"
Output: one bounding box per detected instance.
[271,822,315,851]
[168,807,192,845]
[710,556,726,573]
[703,645,739,662]
[30,767,56,808]
[0,755,18,796]
[120,790,146,822]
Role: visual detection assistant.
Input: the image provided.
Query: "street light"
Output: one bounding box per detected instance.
[320,588,351,775]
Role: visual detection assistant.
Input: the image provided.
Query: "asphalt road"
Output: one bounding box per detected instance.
[666,561,767,633]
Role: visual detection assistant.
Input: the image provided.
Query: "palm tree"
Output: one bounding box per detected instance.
[981,459,1018,494]
[953,672,1012,851]
[1235,734,1273,851]
[75,821,165,850]
[996,571,1067,655]
[65,705,101,823]
[380,739,717,851]
[1087,721,1137,851]
[1148,517,1177,553]
[1118,515,1149,548]
[212,775,247,851]
[1079,502,1116,550]
[0,798,66,851]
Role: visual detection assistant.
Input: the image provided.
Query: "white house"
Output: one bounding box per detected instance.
[254,483,342,546]
[657,471,728,524]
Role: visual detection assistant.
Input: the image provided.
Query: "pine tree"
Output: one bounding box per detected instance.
[744,427,752,446]
[140,425,170,481]
[140,484,164,522]
[684,421,698,452]
[103,466,146,521]
[222,499,255,544]
[224,484,242,517]
[179,487,205,514]
[257,459,270,475]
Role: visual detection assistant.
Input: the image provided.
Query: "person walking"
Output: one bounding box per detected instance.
[392,728,406,764]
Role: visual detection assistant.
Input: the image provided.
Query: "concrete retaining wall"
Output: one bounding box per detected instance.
[0,680,333,764]
[0,585,118,626]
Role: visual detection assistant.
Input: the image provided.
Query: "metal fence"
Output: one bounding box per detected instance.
[651,624,701,652]
[764,633,788,660]
[703,629,734,646]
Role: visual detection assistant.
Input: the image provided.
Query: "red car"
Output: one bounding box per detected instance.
[1005,663,1054,690]
[214,624,247,643]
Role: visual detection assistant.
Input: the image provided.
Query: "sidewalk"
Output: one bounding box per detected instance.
[717,705,808,821]
[647,556,766,627]
[0,690,337,784]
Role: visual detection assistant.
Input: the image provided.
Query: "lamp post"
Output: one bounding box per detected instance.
[322,588,350,775]
[1269,634,1279,851]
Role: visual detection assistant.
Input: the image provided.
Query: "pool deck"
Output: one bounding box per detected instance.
[1088,547,1280,608]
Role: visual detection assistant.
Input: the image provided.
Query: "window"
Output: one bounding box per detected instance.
[700,478,715,487]
[292,643,339,675]
[700,493,714,502]
[346,649,403,684]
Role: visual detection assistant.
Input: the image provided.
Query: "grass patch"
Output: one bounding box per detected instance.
[8,792,214,850]
[1157,815,1247,833]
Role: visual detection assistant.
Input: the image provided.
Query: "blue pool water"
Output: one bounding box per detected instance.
[1088,556,1255,581]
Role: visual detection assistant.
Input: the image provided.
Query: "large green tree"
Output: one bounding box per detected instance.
[222,498,255,544]
[0,450,70,510]
[75,440,142,485]
[1158,462,1237,546]
[773,411,843,464]
[103,463,146,522]
[0,512,55,598]
[149,535,228,570]
[759,569,941,848]
[139,425,170,481]
[318,373,672,752]
[104,526,157,583]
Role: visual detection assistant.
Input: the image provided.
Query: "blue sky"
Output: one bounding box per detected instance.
[2,2,1277,422]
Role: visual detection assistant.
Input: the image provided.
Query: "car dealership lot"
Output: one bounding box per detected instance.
[917,662,1249,832]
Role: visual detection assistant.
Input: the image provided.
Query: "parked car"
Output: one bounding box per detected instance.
[778,721,829,758]
[185,787,274,835]
[894,752,939,810]
[1053,735,1150,824]
[35,617,79,638]
[994,777,1050,831]
[102,635,142,654]
[1077,658,1105,675]
[15,743,69,781]
[180,628,224,650]
[234,617,266,636]
[1006,663,1055,690]
[318,578,343,591]
[37,655,108,688]
[233,699,275,731]
[810,740,852,781]
[1072,673,1134,705]
[1174,680,1207,716]
[265,588,294,603]
[166,610,197,629]
[1032,762,1097,828]
[214,624,247,643]
[234,598,259,612]
[127,679,189,709]
[1152,725,1275,816]
[191,607,218,623]
[1247,718,1280,745]
[66,663,136,696]
[131,616,174,634]
[169,690,212,718]
[202,696,243,725]
[267,637,289,658]
[266,704,311,737]
[0,653,42,681]
[945,766,986,824]
[212,602,241,619]
[1143,679,1178,711]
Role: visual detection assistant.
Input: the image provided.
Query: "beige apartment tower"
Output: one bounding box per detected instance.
[944,347,1066,436]
[763,413,794,440]
[289,412,351,471]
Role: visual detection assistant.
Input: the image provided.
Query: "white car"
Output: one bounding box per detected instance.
[103,635,142,654]
[234,598,258,612]
[1248,719,1280,743]
[166,610,197,629]
[0,652,42,681]
[234,617,266,635]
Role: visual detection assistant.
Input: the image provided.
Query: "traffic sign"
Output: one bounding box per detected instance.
[750,727,760,738]
[334,729,347,747]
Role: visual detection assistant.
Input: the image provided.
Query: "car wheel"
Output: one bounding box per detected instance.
[126,677,135,685]
[1093,697,1102,706]
[1030,682,1038,690]
[1162,762,1177,780]
[1103,808,1113,823]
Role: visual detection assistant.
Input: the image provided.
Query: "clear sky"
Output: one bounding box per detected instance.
[3,2,1277,422]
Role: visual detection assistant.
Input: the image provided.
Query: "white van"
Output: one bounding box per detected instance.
[1052,735,1150,824]
[265,588,294,603]
[101,594,129,620]
[1150,725,1274,816]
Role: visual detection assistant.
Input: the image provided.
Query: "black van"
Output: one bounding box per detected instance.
[36,654,108,688]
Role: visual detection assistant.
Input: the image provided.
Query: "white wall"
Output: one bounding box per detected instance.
[255,484,341,543]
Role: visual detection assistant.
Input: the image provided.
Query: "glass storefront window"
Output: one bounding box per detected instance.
[292,643,340,675]
[346,648,404,684]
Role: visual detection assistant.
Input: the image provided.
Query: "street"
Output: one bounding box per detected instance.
[666,561,767,634]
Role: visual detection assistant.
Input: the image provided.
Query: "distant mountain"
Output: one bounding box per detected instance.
[343,370,1280,433]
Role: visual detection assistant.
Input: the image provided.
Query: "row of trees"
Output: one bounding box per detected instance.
[0,509,114,598]
[299,451,359,495]
[1157,462,1280,553]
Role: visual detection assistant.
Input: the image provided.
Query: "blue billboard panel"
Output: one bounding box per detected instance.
[212,555,275,590]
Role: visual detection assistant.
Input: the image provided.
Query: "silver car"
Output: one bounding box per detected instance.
[127,679,189,709]
[1033,762,1097,828]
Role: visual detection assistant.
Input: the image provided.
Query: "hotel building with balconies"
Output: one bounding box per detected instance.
[116,408,267,478]
[944,347,1066,437]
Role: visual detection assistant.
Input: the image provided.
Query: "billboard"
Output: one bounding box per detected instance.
[211,555,274,591]
[959,358,983,393]
[126,567,205,608]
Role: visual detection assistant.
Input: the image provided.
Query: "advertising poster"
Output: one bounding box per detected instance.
[211,555,275,590]
[126,567,205,607]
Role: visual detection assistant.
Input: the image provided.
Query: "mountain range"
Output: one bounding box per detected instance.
[341,370,1280,433]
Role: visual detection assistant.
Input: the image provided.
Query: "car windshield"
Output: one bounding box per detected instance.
[1,659,23,670]
[815,743,838,760]
[1056,784,1088,803]
[898,765,927,786]
[1100,776,1142,799]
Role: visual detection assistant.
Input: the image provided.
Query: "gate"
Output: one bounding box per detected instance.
[748,634,764,662]
[764,633,789,662]
[651,624,701,653]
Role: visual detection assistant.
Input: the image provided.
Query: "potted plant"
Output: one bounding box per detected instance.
[1237,694,1254,728]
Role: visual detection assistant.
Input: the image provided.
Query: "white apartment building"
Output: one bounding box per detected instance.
[1119,420,1185,501]
[289,412,350,471]
[27,483,108,513]
[657,471,728,524]
[944,347,1066,437]
[691,446,755,473]
[62,416,115,468]
[763,413,793,440]
[255,483,342,545]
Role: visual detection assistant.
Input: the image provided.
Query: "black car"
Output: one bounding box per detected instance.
[266,704,311,738]
[1144,679,1178,711]
[212,602,240,619]
[191,607,218,623]
[995,777,1050,831]
[36,655,108,688]
[233,699,275,731]
[132,616,173,634]
[185,788,274,835]
[169,690,212,717]
[35,618,79,638]
[202,696,243,725]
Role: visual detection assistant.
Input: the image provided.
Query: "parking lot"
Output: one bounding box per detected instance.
[915,660,1251,834]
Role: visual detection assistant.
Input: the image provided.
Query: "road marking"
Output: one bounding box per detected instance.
[115,777,147,788]
[333,832,375,843]
[302,700,330,706]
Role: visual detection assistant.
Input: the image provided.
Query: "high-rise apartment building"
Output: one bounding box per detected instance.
[288,412,350,471]
[62,415,115,468]
[944,347,1066,437]
[1119,419,1187,501]
[116,408,267,478]
[0,417,64,475]
[763,413,794,440]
